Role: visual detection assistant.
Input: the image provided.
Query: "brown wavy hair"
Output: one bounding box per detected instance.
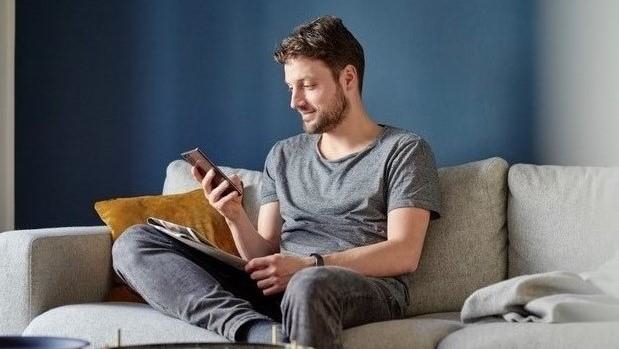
[274,15,365,93]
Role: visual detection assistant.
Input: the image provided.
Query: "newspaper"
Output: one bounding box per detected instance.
[146,217,246,270]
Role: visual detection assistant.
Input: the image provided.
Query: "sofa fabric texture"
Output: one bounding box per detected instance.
[438,321,619,349]
[406,157,509,315]
[0,226,111,335]
[23,303,227,347]
[23,303,462,349]
[508,164,619,277]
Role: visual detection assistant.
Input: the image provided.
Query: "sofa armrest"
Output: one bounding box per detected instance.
[0,226,112,335]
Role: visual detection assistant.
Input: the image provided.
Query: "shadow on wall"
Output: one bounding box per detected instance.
[534,0,619,166]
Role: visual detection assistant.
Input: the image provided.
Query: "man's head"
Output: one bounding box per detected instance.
[274,16,365,134]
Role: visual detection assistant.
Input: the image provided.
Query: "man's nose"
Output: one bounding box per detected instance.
[290,89,306,110]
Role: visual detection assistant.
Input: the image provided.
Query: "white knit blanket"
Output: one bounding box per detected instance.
[461,253,619,323]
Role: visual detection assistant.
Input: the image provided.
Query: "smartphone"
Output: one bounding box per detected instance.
[180,147,242,197]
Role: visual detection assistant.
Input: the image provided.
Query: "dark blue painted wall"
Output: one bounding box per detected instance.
[15,0,534,228]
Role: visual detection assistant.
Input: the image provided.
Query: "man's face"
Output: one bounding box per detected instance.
[284,57,348,134]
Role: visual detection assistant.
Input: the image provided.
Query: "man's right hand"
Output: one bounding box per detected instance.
[191,166,244,221]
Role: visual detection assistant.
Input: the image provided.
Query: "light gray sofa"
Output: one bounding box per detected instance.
[2,157,618,348]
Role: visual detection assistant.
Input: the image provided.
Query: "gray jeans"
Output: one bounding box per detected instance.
[112,224,410,349]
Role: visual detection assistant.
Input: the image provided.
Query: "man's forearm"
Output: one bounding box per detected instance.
[225,212,278,260]
[323,240,420,277]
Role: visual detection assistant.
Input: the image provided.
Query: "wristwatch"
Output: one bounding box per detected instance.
[309,253,324,267]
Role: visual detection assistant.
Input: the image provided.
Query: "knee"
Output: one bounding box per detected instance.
[288,267,333,293]
[111,224,156,272]
[283,267,340,309]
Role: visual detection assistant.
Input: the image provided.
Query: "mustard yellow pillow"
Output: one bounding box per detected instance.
[94,189,239,256]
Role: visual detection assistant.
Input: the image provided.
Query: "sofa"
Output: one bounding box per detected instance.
[1,157,618,348]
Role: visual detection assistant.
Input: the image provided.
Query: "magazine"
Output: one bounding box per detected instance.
[146,217,247,270]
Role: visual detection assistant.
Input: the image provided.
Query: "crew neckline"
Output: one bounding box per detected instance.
[314,124,389,163]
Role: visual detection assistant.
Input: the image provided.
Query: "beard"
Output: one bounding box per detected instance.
[301,86,348,134]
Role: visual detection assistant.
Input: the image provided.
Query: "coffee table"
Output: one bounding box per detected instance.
[109,343,309,349]
[0,336,89,349]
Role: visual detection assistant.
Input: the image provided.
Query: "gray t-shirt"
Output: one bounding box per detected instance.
[260,125,442,258]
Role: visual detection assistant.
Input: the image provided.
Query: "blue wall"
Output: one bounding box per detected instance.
[15,0,534,228]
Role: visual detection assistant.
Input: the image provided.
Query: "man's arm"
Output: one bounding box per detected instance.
[322,207,430,276]
[246,207,431,295]
[225,201,282,260]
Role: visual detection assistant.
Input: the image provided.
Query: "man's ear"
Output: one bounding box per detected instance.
[340,64,358,91]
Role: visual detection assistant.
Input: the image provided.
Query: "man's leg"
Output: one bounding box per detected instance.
[281,266,409,349]
[112,224,281,341]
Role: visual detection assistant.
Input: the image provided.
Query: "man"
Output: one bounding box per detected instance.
[112,15,441,349]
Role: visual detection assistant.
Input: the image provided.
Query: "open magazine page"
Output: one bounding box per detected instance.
[146,217,247,270]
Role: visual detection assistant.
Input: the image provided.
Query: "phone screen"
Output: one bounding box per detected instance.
[180,148,242,196]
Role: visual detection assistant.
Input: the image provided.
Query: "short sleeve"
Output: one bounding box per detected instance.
[260,142,281,205]
[387,138,442,220]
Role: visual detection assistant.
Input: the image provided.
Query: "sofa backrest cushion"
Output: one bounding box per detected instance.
[405,157,509,316]
[507,164,619,278]
[162,160,263,227]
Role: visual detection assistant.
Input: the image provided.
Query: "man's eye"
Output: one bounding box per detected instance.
[303,84,316,89]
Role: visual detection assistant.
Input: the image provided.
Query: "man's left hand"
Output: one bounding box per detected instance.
[245,254,314,296]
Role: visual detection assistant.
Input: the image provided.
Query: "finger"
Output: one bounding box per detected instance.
[209,180,230,203]
[256,277,277,289]
[250,267,273,281]
[262,285,283,296]
[201,169,216,194]
[228,175,244,194]
[245,256,271,273]
[191,166,204,182]
[216,190,239,207]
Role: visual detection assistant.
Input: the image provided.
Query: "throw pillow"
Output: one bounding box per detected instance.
[94,188,239,302]
[94,188,238,254]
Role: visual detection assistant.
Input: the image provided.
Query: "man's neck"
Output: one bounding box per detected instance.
[317,108,382,161]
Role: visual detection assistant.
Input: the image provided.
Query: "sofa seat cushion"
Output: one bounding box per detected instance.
[23,303,226,348]
[438,321,619,349]
[24,303,462,349]
[343,312,463,349]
